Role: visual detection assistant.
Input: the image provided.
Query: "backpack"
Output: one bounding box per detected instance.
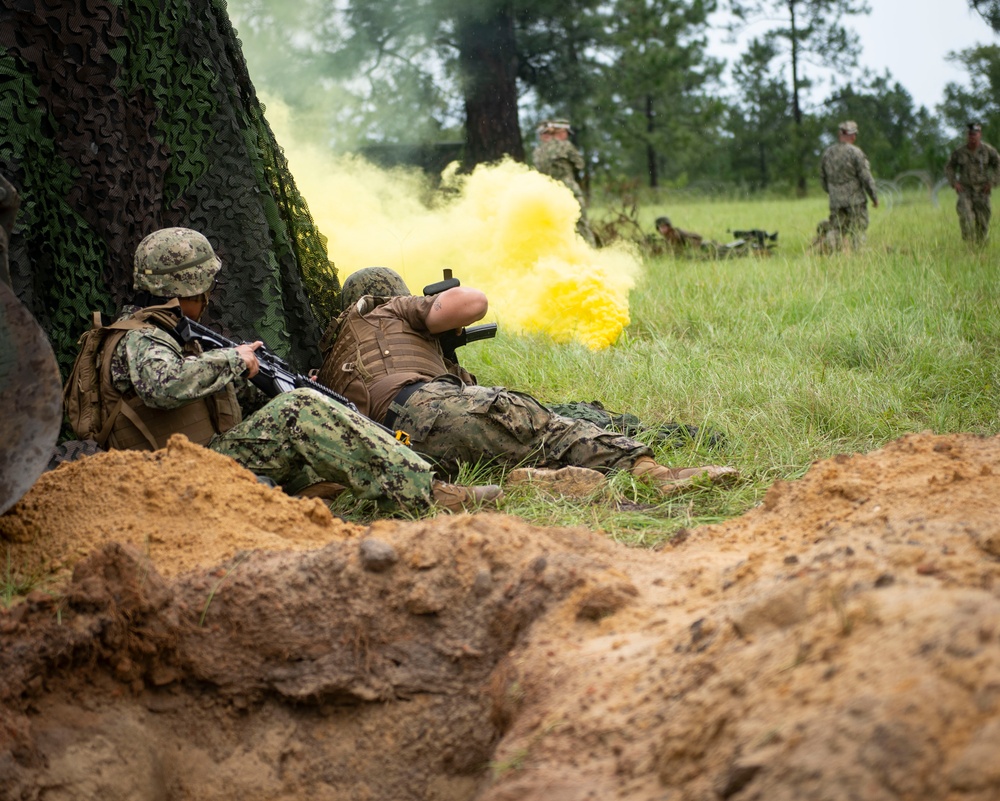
[62,305,180,446]
[62,312,131,445]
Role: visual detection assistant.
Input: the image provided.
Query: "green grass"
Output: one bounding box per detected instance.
[431,191,998,545]
[3,547,42,608]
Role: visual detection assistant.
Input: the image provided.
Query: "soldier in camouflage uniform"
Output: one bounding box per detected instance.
[654,216,706,253]
[819,121,879,250]
[98,228,500,513]
[944,122,1000,245]
[315,267,738,497]
[532,119,597,246]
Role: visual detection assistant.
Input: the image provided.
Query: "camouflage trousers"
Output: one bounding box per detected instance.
[210,387,434,511]
[388,376,652,477]
[956,189,992,244]
[830,204,869,248]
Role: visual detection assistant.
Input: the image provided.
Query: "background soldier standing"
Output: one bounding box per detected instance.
[945,122,1000,245]
[532,119,597,246]
[819,120,879,250]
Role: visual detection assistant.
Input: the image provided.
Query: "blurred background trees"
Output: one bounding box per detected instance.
[227,0,999,196]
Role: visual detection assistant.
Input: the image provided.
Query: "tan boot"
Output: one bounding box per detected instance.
[631,457,738,497]
[431,480,504,513]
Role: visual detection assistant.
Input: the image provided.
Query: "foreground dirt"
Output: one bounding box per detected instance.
[2,431,999,800]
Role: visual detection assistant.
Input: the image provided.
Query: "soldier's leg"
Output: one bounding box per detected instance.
[854,203,870,247]
[210,387,435,511]
[839,204,868,248]
[396,380,651,474]
[957,193,975,242]
[830,208,850,249]
[973,192,992,243]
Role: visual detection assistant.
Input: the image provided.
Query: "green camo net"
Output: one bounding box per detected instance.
[0,0,341,380]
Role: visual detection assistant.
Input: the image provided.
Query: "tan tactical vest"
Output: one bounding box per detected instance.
[318,299,448,419]
[94,303,241,450]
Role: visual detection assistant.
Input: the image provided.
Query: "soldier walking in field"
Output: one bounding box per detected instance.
[945,122,1000,245]
[532,119,597,246]
[819,120,879,250]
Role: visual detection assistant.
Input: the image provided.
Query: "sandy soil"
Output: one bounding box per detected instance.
[2,431,999,800]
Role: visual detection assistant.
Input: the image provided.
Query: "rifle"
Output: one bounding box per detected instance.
[172,315,361,414]
[421,268,498,363]
[730,229,778,248]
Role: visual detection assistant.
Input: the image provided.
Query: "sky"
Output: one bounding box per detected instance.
[706,0,994,116]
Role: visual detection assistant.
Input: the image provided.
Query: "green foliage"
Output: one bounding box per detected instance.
[726,37,794,189]
[942,44,1000,139]
[588,0,724,188]
[226,0,998,191]
[724,0,871,191]
[824,76,948,177]
[969,0,1000,31]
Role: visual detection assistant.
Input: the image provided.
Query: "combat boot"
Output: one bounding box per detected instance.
[431,480,504,513]
[631,457,738,497]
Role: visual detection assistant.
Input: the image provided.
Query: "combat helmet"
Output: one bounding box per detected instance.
[340,267,410,312]
[133,227,221,297]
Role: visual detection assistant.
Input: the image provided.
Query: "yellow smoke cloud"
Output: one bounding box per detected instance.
[264,96,643,349]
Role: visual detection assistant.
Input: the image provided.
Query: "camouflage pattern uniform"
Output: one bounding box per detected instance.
[820,141,878,248]
[532,135,597,246]
[108,316,436,509]
[103,228,438,511]
[318,286,652,478]
[655,216,706,255]
[945,140,1000,244]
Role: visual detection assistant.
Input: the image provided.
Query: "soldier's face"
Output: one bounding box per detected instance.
[179,293,209,321]
[553,129,569,141]
[968,130,982,148]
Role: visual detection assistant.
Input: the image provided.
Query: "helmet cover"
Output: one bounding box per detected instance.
[133,227,221,296]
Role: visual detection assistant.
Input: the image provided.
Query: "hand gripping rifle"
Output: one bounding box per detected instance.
[421,268,497,364]
[172,315,362,415]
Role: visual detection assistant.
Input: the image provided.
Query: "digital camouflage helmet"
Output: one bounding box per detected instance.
[133,227,222,297]
[340,267,411,311]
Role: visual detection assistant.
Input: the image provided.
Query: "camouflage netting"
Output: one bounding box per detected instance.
[0,0,341,385]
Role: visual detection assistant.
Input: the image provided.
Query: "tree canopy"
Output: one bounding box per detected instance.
[227,0,996,195]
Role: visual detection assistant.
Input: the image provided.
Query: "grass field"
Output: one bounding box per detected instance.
[435,190,1000,545]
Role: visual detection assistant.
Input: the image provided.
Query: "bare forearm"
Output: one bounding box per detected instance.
[425,287,488,334]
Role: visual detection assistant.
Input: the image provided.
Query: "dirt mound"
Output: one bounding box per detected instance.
[2,431,1000,800]
[0,435,357,583]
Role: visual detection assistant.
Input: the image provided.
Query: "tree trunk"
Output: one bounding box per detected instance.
[456,1,524,169]
[788,0,807,197]
[758,139,768,187]
[646,94,659,188]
